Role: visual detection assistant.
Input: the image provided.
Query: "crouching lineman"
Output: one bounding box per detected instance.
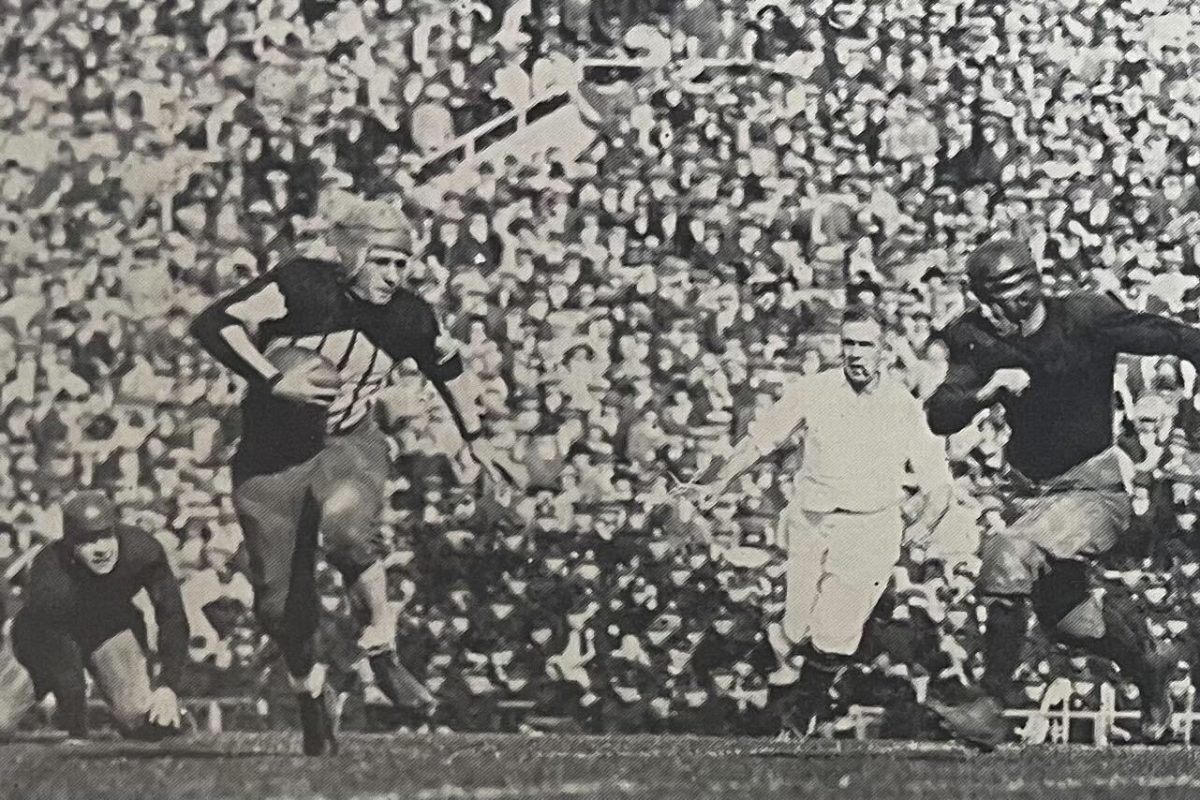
[0,492,188,741]
[688,304,955,736]
[190,195,514,755]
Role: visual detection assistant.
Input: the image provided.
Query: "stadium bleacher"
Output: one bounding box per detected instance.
[5,0,1200,742]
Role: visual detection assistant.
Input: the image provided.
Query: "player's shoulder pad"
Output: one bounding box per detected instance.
[115,525,168,565]
[386,286,435,316]
[31,539,61,571]
[1058,289,1129,317]
[388,287,445,340]
[276,257,341,287]
[932,307,985,350]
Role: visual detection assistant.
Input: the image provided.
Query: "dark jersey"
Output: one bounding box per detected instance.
[927,292,1200,481]
[15,526,188,692]
[190,259,464,468]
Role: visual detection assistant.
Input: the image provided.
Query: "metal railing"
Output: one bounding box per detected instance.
[67,687,1199,744]
[413,92,572,182]
[846,683,1200,747]
[410,51,788,181]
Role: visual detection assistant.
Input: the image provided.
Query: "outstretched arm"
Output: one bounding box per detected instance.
[697,377,809,505]
[142,544,190,695]
[412,314,519,488]
[20,552,89,738]
[138,539,191,730]
[1089,292,1200,364]
[702,436,771,503]
[408,313,478,439]
[431,374,483,444]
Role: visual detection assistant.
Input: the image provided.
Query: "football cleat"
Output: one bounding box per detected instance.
[368,650,437,717]
[1137,645,1176,743]
[927,694,1007,752]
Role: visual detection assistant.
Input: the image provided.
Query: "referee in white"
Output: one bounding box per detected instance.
[691,304,954,735]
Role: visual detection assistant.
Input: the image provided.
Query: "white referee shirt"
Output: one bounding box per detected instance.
[746,367,951,513]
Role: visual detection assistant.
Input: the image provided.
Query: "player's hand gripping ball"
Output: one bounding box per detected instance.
[265,345,341,409]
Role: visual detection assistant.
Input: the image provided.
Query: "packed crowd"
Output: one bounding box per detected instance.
[6,0,1200,738]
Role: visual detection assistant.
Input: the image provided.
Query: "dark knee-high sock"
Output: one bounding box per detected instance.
[981,597,1029,702]
[280,630,319,686]
[1059,593,1154,686]
[256,604,319,686]
[16,620,88,737]
[786,651,842,729]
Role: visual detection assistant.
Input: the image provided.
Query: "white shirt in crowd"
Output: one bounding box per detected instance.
[747,367,951,513]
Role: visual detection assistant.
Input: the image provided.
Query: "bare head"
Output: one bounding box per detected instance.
[840,303,886,390]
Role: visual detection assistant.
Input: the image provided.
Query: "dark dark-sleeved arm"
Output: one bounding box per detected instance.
[926,344,991,436]
[18,549,88,736]
[1084,292,1200,364]
[410,302,465,385]
[140,543,189,692]
[23,547,75,627]
[188,265,292,383]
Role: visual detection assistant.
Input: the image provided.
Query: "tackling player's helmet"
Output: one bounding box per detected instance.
[62,491,117,543]
[966,237,1042,325]
[63,491,121,575]
[966,237,1038,293]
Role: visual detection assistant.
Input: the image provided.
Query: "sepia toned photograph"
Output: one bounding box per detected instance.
[5,0,1200,797]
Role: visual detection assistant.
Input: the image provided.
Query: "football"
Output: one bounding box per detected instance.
[264,344,342,392]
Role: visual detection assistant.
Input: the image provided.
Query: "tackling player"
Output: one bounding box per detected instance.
[0,492,188,741]
[190,197,512,755]
[689,304,954,736]
[925,237,1200,747]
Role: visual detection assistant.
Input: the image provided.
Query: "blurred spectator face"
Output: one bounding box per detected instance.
[1132,486,1152,516]
[794,347,822,374]
[530,624,554,646]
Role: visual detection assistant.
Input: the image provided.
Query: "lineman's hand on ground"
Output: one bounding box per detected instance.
[147,687,182,729]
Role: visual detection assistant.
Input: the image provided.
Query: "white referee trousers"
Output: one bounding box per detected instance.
[780,502,905,657]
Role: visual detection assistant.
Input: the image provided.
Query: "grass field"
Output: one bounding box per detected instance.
[8,732,1200,800]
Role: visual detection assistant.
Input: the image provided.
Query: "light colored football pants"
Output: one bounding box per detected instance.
[780,504,904,656]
